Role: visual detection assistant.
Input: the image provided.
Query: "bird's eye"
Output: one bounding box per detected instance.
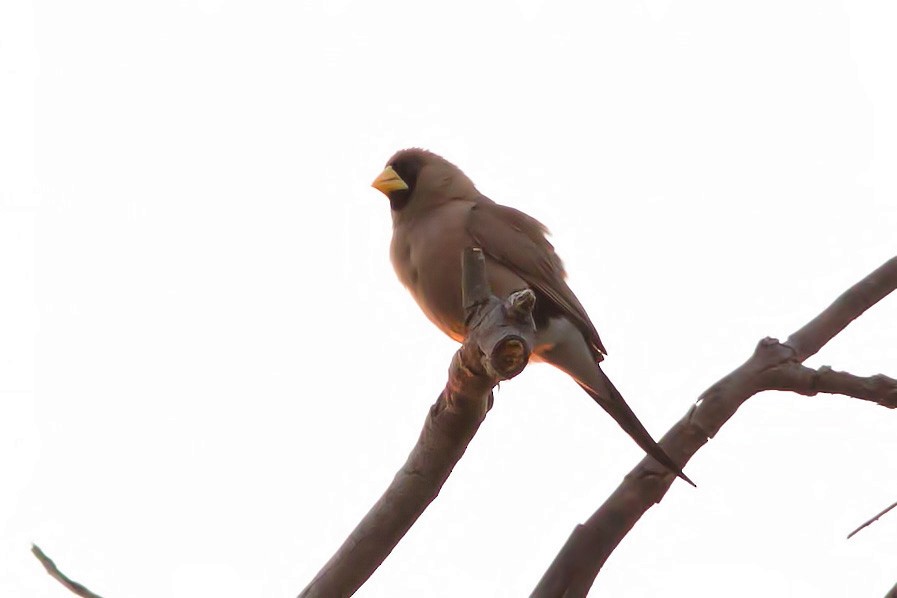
[390,158,421,191]
[383,152,426,211]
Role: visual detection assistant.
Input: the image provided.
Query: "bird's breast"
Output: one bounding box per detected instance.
[390,201,532,344]
[390,202,473,341]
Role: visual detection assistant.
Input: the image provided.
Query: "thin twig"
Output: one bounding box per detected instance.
[847,500,897,539]
[31,544,104,598]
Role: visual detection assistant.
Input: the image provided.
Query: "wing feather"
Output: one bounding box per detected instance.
[466,198,607,358]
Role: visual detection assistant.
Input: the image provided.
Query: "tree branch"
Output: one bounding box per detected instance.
[786,257,897,361]
[768,364,897,409]
[298,248,536,598]
[31,544,104,598]
[885,580,897,598]
[847,499,897,539]
[533,256,897,598]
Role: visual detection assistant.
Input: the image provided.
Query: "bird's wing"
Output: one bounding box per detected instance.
[466,197,607,358]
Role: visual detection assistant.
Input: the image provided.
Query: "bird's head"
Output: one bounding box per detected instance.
[371,148,475,212]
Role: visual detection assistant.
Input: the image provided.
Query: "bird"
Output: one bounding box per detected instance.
[370,148,693,486]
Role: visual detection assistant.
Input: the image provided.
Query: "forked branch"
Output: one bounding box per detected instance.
[532,256,897,598]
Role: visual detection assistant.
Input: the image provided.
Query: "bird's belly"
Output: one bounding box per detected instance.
[391,207,529,343]
[407,263,530,344]
[397,247,468,341]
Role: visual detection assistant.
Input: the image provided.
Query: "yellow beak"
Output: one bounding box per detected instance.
[371,166,409,194]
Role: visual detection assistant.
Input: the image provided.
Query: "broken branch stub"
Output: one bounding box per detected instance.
[462,247,536,380]
[297,248,537,598]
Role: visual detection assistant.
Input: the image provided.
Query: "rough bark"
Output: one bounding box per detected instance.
[532,256,897,598]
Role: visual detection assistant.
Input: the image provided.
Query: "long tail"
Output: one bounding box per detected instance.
[581,366,695,487]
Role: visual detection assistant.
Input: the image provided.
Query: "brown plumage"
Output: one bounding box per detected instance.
[372,148,693,486]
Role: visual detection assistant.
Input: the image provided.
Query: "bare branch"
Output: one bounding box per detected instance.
[298,248,535,598]
[885,580,897,598]
[768,364,897,409]
[847,500,897,539]
[533,255,897,598]
[31,544,104,598]
[786,256,897,361]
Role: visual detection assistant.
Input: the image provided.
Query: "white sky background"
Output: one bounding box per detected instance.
[2,1,896,596]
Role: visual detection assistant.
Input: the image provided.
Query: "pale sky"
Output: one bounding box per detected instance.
[2,1,897,596]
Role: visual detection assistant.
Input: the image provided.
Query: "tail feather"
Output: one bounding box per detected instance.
[582,366,695,487]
